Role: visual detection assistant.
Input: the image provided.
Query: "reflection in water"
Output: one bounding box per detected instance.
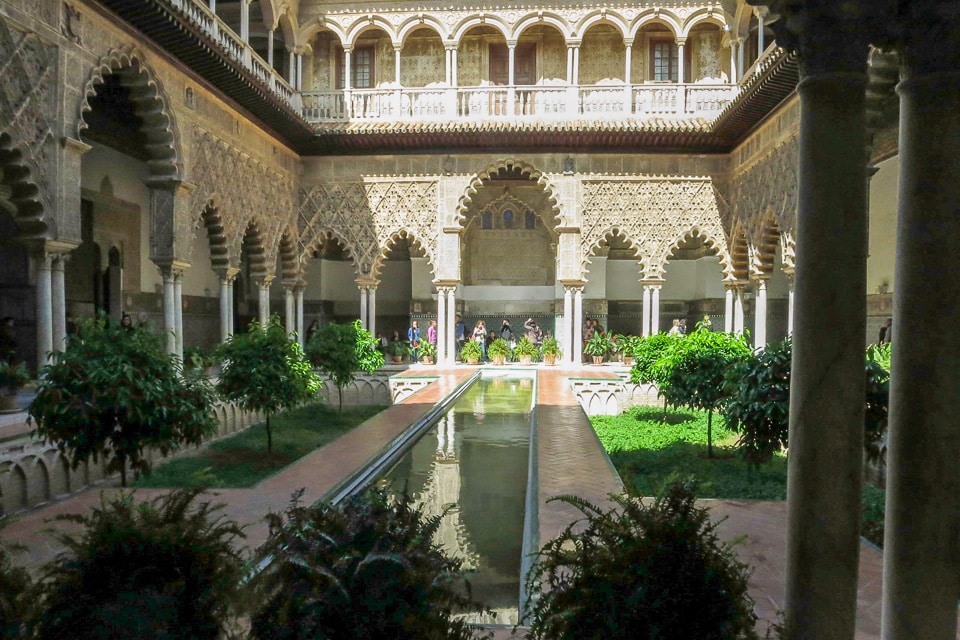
[378,375,532,624]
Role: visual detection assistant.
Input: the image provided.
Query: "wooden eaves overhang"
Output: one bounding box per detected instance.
[95,0,800,156]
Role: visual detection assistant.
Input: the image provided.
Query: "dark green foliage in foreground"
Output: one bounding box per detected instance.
[0,544,33,639]
[134,403,383,489]
[723,338,793,465]
[306,320,384,414]
[523,484,759,640]
[217,316,321,453]
[249,488,489,640]
[861,484,886,549]
[29,315,218,486]
[593,408,787,500]
[629,333,680,385]
[33,489,246,640]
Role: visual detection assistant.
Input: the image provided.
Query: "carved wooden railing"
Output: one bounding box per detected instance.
[302,83,739,124]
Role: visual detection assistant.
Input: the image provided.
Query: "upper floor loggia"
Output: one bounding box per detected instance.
[161,0,776,127]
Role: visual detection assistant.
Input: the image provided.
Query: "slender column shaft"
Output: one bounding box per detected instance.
[563,287,573,363]
[787,275,795,336]
[258,283,270,326]
[624,44,632,84]
[284,287,295,334]
[650,286,661,334]
[296,53,303,90]
[734,287,745,334]
[736,38,744,80]
[446,289,456,365]
[437,288,447,365]
[567,46,574,84]
[730,41,738,82]
[295,286,305,346]
[641,286,651,337]
[52,255,66,351]
[359,286,368,329]
[754,278,768,349]
[35,252,53,368]
[451,49,458,86]
[162,270,176,355]
[573,288,583,364]
[267,29,274,68]
[344,50,352,90]
[572,47,580,85]
[288,50,296,85]
[785,71,868,640]
[677,42,686,83]
[174,273,184,360]
[219,276,231,342]
[508,44,515,85]
[395,48,401,85]
[882,66,960,640]
[724,286,735,333]
[227,278,235,335]
[368,288,376,337]
[240,0,249,42]
[757,13,766,56]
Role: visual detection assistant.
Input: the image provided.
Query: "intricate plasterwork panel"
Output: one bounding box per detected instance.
[580,177,732,280]
[0,15,58,228]
[732,136,799,250]
[299,179,439,276]
[189,129,297,270]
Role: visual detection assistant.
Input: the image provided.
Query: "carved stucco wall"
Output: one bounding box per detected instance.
[580,25,625,84]
[299,180,440,277]
[0,12,61,238]
[580,177,733,280]
[399,33,445,88]
[189,129,298,273]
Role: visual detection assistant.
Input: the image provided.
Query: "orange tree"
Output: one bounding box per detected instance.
[29,315,217,486]
[216,316,321,453]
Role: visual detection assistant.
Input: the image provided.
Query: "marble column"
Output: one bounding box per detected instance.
[573,287,584,365]
[641,285,652,337]
[359,285,368,330]
[753,277,768,349]
[258,279,271,326]
[776,8,872,637]
[436,287,447,366]
[446,288,456,365]
[35,251,53,369]
[368,287,377,337]
[239,0,250,42]
[173,271,184,360]
[226,276,235,335]
[883,7,960,637]
[563,287,574,363]
[52,254,67,351]
[162,268,176,355]
[284,285,295,334]
[295,285,305,346]
[677,39,686,83]
[733,285,745,335]
[724,285,735,333]
[785,272,795,336]
[267,28,274,68]
[219,272,233,342]
[650,285,661,334]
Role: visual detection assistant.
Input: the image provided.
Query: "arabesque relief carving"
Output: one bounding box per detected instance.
[580,178,733,279]
[732,136,799,251]
[300,180,439,275]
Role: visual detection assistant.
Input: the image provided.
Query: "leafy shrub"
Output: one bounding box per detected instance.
[541,337,561,357]
[629,333,680,385]
[861,484,886,548]
[863,358,890,464]
[33,489,246,640]
[0,544,34,639]
[0,361,30,389]
[460,340,483,362]
[513,336,539,359]
[487,337,511,358]
[583,332,611,358]
[523,483,758,640]
[723,338,792,465]
[866,342,891,373]
[249,488,488,640]
[418,338,438,359]
[306,320,382,410]
[30,315,218,486]
[218,316,321,450]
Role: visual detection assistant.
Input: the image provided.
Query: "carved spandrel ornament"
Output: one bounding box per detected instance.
[61,2,81,44]
[731,136,799,248]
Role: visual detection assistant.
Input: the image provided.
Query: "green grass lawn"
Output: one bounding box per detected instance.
[592,407,788,501]
[135,403,385,489]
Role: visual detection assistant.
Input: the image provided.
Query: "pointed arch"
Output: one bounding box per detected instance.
[78,47,182,181]
[584,227,643,264]
[652,226,734,281]
[0,132,50,239]
[199,204,233,273]
[239,219,270,279]
[728,224,750,282]
[275,227,302,281]
[302,227,361,276]
[456,159,564,227]
[372,229,435,280]
[751,217,781,277]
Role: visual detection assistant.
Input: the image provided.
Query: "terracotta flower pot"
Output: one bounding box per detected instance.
[543,354,557,366]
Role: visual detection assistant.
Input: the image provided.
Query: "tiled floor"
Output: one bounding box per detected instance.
[0,363,933,638]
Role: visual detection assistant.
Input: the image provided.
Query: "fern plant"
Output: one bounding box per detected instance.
[249,488,490,640]
[523,483,758,640]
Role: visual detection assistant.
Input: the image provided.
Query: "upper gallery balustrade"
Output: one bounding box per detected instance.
[154,0,775,127]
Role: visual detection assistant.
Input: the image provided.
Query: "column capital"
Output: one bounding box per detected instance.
[640,278,665,289]
[356,277,379,290]
[155,259,191,278]
[750,1,886,76]
[566,40,582,49]
[559,279,586,290]
[897,0,960,75]
[254,275,275,289]
[216,266,241,283]
[675,37,687,47]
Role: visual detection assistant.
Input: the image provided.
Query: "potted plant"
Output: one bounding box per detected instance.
[0,361,29,413]
[488,338,511,365]
[418,339,437,365]
[584,332,610,365]
[514,336,539,365]
[185,346,220,376]
[384,340,409,364]
[460,340,483,365]
[541,337,561,365]
[619,334,642,366]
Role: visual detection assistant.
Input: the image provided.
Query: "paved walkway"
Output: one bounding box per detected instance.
[0,364,915,638]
